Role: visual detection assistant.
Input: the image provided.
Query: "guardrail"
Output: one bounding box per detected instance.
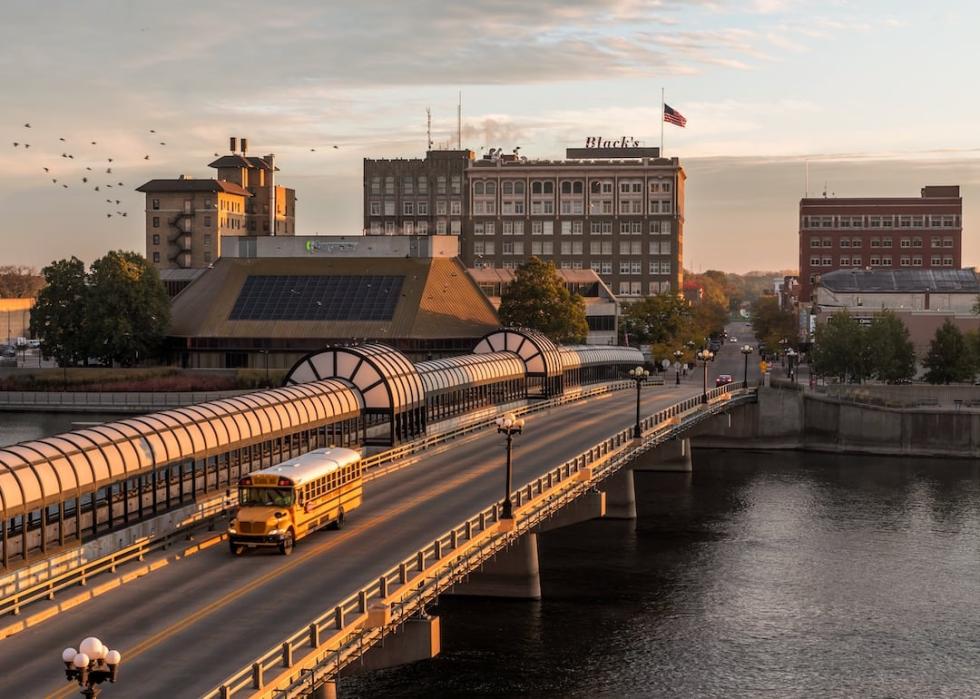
[0,389,252,410]
[0,379,641,622]
[205,382,753,699]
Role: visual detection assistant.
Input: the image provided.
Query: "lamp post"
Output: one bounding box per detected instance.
[673,350,683,385]
[495,412,525,522]
[740,344,753,387]
[260,349,270,387]
[696,348,714,404]
[786,348,798,382]
[62,636,122,698]
[628,366,650,438]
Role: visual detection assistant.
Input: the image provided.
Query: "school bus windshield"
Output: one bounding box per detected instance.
[239,487,294,508]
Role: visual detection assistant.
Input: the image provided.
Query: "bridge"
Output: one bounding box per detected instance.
[0,326,759,698]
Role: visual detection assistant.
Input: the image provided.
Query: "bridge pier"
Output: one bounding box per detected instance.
[536,490,606,533]
[631,437,692,472]
[449,533,541,599]
[343,616,440,675]
[603,469,636,519]
[311,681,338,699]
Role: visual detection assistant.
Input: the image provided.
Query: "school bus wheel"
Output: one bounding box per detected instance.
[332,508,345,530]
[279,528,295,556]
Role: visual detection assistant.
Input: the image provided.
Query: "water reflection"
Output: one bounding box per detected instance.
[0,411,124,446]
[343,449,980,698]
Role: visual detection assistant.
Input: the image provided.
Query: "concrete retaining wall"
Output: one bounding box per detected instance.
[694,385,980,458]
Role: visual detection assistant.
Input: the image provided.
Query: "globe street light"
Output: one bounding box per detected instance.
[628,366,650,438]
[62,636,122,698]
[495,413,525,523]
[696,349,714,404]
[740,344,753,387]
[673,350,683,385]
[786,347,798,382]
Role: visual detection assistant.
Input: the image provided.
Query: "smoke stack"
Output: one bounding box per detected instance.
[240,138,248,155]
[229,137,238,153]
[267,154,276,236]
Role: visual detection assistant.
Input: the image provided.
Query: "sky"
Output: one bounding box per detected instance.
[1,0,979,273]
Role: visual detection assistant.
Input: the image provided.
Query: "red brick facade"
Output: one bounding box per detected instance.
[798,186,962,301]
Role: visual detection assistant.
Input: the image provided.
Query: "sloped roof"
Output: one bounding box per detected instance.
[819,268,978,293]
[208,155,278,171]
[135,178,252,196]
[168,256,500,340]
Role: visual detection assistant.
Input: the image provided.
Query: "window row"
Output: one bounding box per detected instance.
[810,236,955,249]
[370,176,461,195]
[803,214,960,229]
[808,256,955,268]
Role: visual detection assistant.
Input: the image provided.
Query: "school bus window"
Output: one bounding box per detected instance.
[240,487,293,507]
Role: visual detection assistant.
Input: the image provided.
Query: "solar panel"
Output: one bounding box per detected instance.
[229,275,405,321]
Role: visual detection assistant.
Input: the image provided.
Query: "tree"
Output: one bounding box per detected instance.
[620,292,691,345]
[750,296,797,351]
[865,312,916,382]
[85,251,170,366]
[499,257,588,344]
[0,265,44,298]
[30,257,90,366]
[810,311,867,382]
[923,320,974,385]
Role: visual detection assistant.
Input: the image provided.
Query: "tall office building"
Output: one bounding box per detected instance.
[799,185,963,302]
[364,145,685,298]
[138,138,295,293]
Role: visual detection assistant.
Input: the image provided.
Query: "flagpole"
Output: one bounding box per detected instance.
[660,87,665,156]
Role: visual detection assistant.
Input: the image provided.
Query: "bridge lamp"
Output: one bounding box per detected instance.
[496,413,525,523]
[740,345,753,387]
[62,636,122,696]
[628,366,650,438]
[786,348,798,382]
[673,350,683,385]
[696,349,714,404]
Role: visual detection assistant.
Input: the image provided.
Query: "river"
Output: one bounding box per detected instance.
[342,449,980,698]
[0,411,129,446]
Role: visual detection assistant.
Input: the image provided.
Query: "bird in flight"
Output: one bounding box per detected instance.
[106,168,112,174]
[144,155,150,160]
[59,137,66,142]
[333,145,339,149]
[43,167,49,172]
[62,184,68,188]
[150,130,156,134]
[107,158,113,163]
[23,144,30,149]
[94,186,100,191]
[90,141,97,145]
[82,177,88,183]
[86,166,92,171]
[310,148,316,152]
[159,142,166,146]
[12,142,18,147]
[23,123,30,128]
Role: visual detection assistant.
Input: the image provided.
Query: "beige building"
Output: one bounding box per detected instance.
[137,138,295,295]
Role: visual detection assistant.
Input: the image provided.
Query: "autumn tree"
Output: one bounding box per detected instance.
[0,265,44,298]
[499,257,588,344]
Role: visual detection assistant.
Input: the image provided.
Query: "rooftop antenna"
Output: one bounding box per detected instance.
[457,90,462,149]
[823,181,828,198]
[804,159,809,197]
[426,107,433,151]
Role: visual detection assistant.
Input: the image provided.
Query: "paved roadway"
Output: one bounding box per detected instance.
[9,332,755,699]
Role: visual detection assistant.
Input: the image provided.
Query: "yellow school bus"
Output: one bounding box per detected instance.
[228,447,363,556]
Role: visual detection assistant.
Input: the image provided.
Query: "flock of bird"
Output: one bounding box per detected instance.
[11,124,343,222]
[11,122,172,220]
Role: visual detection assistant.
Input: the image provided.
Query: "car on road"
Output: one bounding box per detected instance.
[715,374,733,387]
[728,336,738,343]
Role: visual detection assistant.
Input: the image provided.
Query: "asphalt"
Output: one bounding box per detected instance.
[7,330,756,699]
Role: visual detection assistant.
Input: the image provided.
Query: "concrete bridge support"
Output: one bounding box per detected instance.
[449,533,542,599]
[631,437,692,472]
[343,616,441,675]
[603,469,636,519]
[536,490,606,533]
[311,681,338,699]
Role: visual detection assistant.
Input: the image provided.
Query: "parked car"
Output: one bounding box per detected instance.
[715,374,733,387]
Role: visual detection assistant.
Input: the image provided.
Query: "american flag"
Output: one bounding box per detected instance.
[664,104,687,128]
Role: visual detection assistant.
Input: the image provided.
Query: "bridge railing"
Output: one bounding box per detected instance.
[205,381,753,699]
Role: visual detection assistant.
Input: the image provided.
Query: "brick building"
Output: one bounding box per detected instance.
[798,185,962,302]
[137,138,295,294]
[364,146,685,299]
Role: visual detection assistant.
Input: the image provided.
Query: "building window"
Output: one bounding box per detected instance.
[418,177,428,193]
[851,238,862,248]
[404,221,414,235]
[370,201,381,216]
[870,256,881,266]
[152,216,160,228]
[900,238,911,248]
[152,252,160,263]
[152,234,160,245]
[931,256,942,266]
[840,239,850,248]
[403,201,414,216]
[402,176,413,194]
[371,221,382,235]
[900,256,910,266]
[417,200,428,216]
[882,256,892,266]
[371,177,381,194]
[204,216,212,227]
[870,238,880,248]
[912,256,922,266]
[151,199,160,210]
[931,237,941,248]
[822,257,832,266]
[384,200,395,216]
[943,238,953,248]
[203,234,212,248]
[451,176,462,194]
[882,238,893,248]
[450,200,461,215]
[943,256,953,266]
[451,220,461,235]
[436,220,447,235]
[810,256,821,267]
[385,221,395,234]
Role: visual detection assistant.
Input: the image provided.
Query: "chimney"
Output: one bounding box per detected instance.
[229,137,238,153]
[267,154,276,236]
[241,138,248,156]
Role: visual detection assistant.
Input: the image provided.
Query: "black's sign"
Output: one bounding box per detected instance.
[584,136,641,148]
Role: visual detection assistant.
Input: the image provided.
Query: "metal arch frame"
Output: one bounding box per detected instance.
[284,344,426,446]
[473,328,565,397]
[416,352,526,395]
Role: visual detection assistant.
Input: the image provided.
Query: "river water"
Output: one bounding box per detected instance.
[0,411,128,446]
[343,449,980,698]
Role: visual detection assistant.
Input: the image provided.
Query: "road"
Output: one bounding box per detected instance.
[8,335,755,698]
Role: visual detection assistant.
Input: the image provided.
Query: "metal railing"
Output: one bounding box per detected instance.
[0,380,636,621]
[205,382,753,699]
[0,390,251,409]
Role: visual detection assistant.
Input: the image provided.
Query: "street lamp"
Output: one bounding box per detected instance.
[628,366,650,438]
[673,350,683,385]
[786,348,798,382]
[740,344,753,387]
[696,348,714,404]
[495,413,525,524]
[62,636,122,698]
